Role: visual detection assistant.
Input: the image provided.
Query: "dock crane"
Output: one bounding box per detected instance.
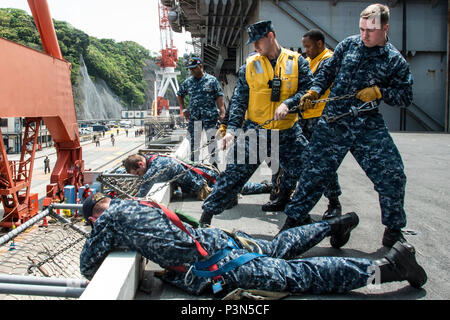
[0,0,84,228]
[152,0,182,117]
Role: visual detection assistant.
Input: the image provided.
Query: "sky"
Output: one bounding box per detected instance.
[0,0,194,55]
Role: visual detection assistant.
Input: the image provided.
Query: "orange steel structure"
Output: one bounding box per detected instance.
[155,2,178,69]
[154,1,181,117]
[0,0,84,228]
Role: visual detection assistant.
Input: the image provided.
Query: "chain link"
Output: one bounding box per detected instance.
[256,92,358,129]
[102,93,360,200]
[27,93,366,276]
[28,234,86,274]
[98,132,221,200]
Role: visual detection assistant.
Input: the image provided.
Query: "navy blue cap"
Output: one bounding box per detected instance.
[82,193,107,220]
[187,57,202,69]
[246,20,274,44]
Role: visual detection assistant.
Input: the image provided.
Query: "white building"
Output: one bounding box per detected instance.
[1,118,52,154]
[121,110,151,126]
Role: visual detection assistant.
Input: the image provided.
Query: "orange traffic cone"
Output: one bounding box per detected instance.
[40,217,48,228]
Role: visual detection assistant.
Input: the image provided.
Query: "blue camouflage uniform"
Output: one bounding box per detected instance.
[139,154,269,197]
[284,35,413,230]
[297,51,342,201]
[201,51,312,217]
[177,72,224,162]
[80,199,376,295]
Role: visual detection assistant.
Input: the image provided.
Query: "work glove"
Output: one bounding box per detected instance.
[216,124,227,138]
[222,132,235,150]
[299,90,319,111]
[196,181,212,201]
[356,85,382,102]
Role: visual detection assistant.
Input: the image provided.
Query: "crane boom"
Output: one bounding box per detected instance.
[0,0,83,227]
[153,1,181,117]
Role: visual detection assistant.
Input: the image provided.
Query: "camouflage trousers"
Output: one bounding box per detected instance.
[285,114,407,230]
[203,166,271,195]
[298,117,341,199]
[202,121,308,215]
[178,166,269,196]
[160,221,374,295]
[272,117,342,200]
[241,182,268,195]
[188,119,218,162]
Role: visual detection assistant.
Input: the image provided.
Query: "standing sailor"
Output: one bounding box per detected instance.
[200,20,313,227]
[280,4,413,248]
[177,57,225,167]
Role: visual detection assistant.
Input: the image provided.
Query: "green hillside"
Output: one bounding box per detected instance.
[0,7,177,108]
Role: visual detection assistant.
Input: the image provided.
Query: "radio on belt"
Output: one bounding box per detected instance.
[270,76,282,101]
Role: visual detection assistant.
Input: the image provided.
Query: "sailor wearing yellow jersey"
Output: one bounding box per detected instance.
[299,29,343,222]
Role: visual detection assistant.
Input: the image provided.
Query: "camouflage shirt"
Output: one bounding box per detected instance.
[177,72,224,122]
[79,199,230,281]
[139,155,206,197]
[310,35,413,117]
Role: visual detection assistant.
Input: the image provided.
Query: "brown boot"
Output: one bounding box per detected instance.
[196,182,212,201]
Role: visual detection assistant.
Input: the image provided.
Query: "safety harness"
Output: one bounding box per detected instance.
[147,154,216,184]
[139,200,265,294]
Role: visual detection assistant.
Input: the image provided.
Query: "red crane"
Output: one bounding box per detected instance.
[156,2,178,69]
[152,1,181,117]
[0,0,84,228]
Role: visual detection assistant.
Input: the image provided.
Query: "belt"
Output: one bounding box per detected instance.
[192,238,265,278]
[185,237,266,294]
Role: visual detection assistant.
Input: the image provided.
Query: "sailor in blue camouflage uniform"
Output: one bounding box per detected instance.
[200,20,313,227]
[123,154,271,199]
[177,57,225,165]
[80,195,427,295]
[281,4,413,247]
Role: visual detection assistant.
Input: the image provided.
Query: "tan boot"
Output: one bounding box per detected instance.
[196,182,212,201]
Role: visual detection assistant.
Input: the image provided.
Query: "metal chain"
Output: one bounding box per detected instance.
[100,93,360,200]
[27,93,366,276]
[25,127,223,272]
[312,92,357,104]
[256,92,358,129]
[97,133,221,200]
[28,234,86,275]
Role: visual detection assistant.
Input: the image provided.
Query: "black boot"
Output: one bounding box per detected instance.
[382,228,406,247]
[225,195,238,209]
[261,182,273,194]
[322,197,342,220]
[262,191,290,212]
[199,211,214,228]
[326,212,359,249]
[374,241,427,288]
[277,216,313,236]
[269,187,279,201]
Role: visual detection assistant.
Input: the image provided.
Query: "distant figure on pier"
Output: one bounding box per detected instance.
[44,156,50,174]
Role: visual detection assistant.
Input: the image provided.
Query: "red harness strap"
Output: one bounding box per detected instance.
[139,200,219,275]
[147,154,216,184]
